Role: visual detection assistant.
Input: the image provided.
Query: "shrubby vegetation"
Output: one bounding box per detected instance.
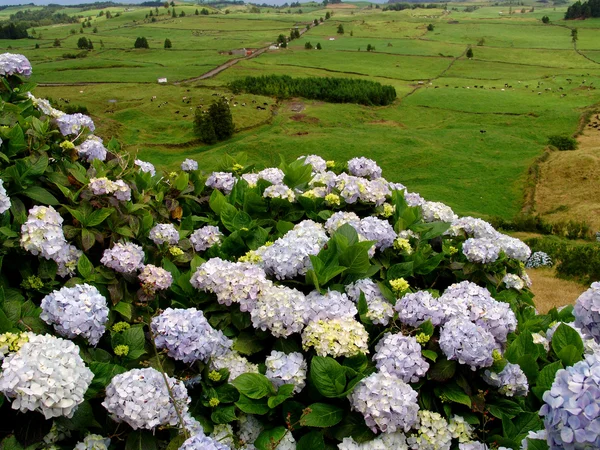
[565,0,600,19]
[0,23,28,40]
[547,135,578,151]
[490,214,592,241]
[229,75,397,106]
[4,53,600,450]
[194,97,235,144]
[5,6,79,29]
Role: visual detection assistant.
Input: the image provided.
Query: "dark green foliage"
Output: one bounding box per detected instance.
[195,8,199,14]
[427,23,435,31]
[0,23,28,39]
[337,23,344,34]
[366,44,375,52]
[194,112,218,144]
[201,8,210,15]
[548,135,578,151]
[77,37,93,50]
[565,0,600,19]
[466,47,474,58]
[194,98,235,143]
[229,75,396,106]
[172,8,176,18]
[53,38,61,47]
[489,214,591,241]
[62,52,88,59]
[304,41,313,49]
[179,10,185,17]
[134,37,149,49]
[164,38,172,49]
[316,42,322,50]
[325,11,331,19]
[541,15,550,23]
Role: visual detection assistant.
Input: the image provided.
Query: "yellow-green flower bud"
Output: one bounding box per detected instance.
[390,278,410,295]
[415,333,430,344]
[326,160,335,168]
[448,246,458,255]
[492,349,503,362]
[232,163,244,172]
[209,397,220,407]
[112,322,131,333]
[169,246,184,256]
[114,345,129,356]
[238,250,262,264]
[324,193,341,206]
[393,238,412,254]
[21,275,44,290]
[208,370,222,382]
[60,140,75,150]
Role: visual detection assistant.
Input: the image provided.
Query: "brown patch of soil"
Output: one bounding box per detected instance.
[369,120,406,127]
[290,113,319,124]
[529,268,586,313]
[289,102,305,113]
[327,3,357,8]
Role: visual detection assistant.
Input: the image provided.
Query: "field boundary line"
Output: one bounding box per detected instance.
[414,104,537,116]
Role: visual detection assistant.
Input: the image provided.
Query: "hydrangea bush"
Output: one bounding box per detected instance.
[0,53,598,450]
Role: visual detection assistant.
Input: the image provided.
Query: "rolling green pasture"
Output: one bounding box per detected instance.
[3,2,600,220]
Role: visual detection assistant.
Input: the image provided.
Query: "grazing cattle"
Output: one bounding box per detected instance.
[480,130,486,134]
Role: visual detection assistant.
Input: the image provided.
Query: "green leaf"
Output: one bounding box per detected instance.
[22,186,59,205]
[113,302,133,320]
[233,330,265,355]
[232,373,275,399]
[558,345,583,367]
[125,431,158,450]
[537,361,563,391]
[114,325,146,360]
[428,359,456,381]
[339,245,371,275]
[86,208,114,227]
[331,412,376,443]
[81,228,96,251]
[215,384,240,404]
[486,397,523,420]
[505,332,540,364]
[526,439,550,450]
[297,431,325,450]
[166,436,187,450]
[435,382,471,407]
[310,356,347,398]
[418,319,434,337]
[267,384,295,409]
[235,394,270,415]
[387,262,413,279]
[255,427,288,450]
[422,350,438,362]
[552,323,584,356]
[517,354,539,384]
[87,362,127,398]
[211,405,237,424]
[77,254,94,279]
[300,403,344,427]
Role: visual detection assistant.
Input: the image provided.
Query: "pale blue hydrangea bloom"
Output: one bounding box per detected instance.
[404,191,425,207]
[349,371,420,433]
[0,179,11,214]
[210,349,259,380]
[139,264,173,291]
[102,367,191,430]
[257,167,285,185]
[439,317,496,370]
[395,291,448,327]
[388,181,407,192]
[238,414,263,449]
[181,158,199,171]
[526,251,553,268]
[0,53,32,77]
[101,242,145,273]
[56,113,95,136]
[373,333,429,383]
[309,170,338,190]
[190,225,223,251]
[406,410,452,450]
[346,278,394,326]
[40,284,109,345]
[361,178,392,206]
[265,350,307,393]
[458,442,489,450]
[540,353,600,449]
[421,201,457,223]
[338,433,409,449]
[299,154,327,173]
[263,184,295,202]
[520,430,547,450]
[348,157,382,179]
[151,308,231,364]
[112,179,131,201]
[191,257,270,312]
[462,238,501,264]
[55,243,82,278]
[497,235,531,262]
[74,434,111,450]
[0,333,94,419]
[448,216,497,239]
[483,362,529,397]
[206,171,236,194]
[304,289,358,322]
[134,159,156,176]
[149,223,180,245]
[574,282,600,343]
[20,205,67,260]
[335,173,367,204]
[503,273,525,290]
[77,137,107,162]
[251,284,308,337]
[325,211,361,234]
[89,178,115,195]
[358,216,396,250]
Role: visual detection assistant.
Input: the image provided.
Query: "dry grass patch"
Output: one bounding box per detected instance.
[529,267,586,313]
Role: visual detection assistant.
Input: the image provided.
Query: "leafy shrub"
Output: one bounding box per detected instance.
[548,135,578,151]
[1,53,599,450]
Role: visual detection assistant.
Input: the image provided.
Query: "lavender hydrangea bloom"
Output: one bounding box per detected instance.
[151,308,231,364]
[100,242,145,273]
[0,53,32,77]
[540,353,600,449]
[0,334,93,419]
[309,170,338,190]
[179,434,231,450]
[439,317,496,370]
[20,205,67,260]
[346,278,394,326]
[190,225,224,251]
[238,414,263,448]
[56,113,95,136]
[404,191,425,206]
[210,350,259,380]
[191,258,270,312]
[0,179,11,214]
[299,154,327,173]
[74,435,111,450]
[265,350,307,393]
[335,173,368,204]
[112,179,131,201]
[134,159,156,176]
[497,235,531,262]
[257,167,285,185]
[395,291,448,327]
[251,284,308,337]
[139,265,173,291]
[325,211,362,234]
[448,216,497,239]
[206,172,236,194]
[338,433,409,449]
[483,362,529,397]
[89,177,114,195]
[357,216,397,250]
[77,138,107,162]
[348,157,382,179]
[259,220,328,279]
[373,333,429,383]
[102,368,191,430]
[462,238,501,264]
[181,158,199,171]
[149,223,180,245]
[241,173,260,187]
[574,282,600,343]
[349,371,419,433]
[503,273,525,290]
[55,243,82,277]
[421,201,457,223]
[304,290,358,322]
[459,443,489,450]
[40,284,109,345]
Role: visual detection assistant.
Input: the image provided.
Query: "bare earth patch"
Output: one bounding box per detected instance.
[290,113,319,124]
[369,120,406,127]
[534,125,600,230]
[528,267,586,313]
[326,3,357,8]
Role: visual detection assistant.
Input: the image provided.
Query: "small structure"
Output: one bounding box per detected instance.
[329,37,335,41]
[157,77,168,84]
[230,48,247,56]
[269,45,279,50]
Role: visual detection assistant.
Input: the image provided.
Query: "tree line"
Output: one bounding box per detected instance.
[565,0,600,18]
[383,2,443,10]
[0,23,28,40]
[229,75,397,106]
[6,6,78,28]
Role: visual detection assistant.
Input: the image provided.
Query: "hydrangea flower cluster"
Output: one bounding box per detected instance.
[300,154,327,173]
[358,216,397,250]
[251,284,307,337]
[405,191,425,206]
[305,289,358,322]
[0,178,11,214]
[302,317,369,357]
[181,158,199,171]
[190,225,223,251]
[0,331,30,358]
[179,433,231,450]
[211,424,236,448]
[346,278,394,326]
[149,223,179,245]
[349,371,419,433]
[503,273,525,290]
[373,333,429,383]
[540,353,600,449]
[74,435,111,450]
[102,367,190,430]
[395,291,447,327]
[574,282,600,343]
[0,52,32,77]
[439,318,496,370]
[257,167,285,185]
[191,257,270,311]
[40,284,109,345]
[28,92,64,118]
[421,201,458,223]
[338,433,409,450]
[462,238,501,264]
[265,350,307,393]
[77,137,107,162]
[348,157,382,179]
[406,410,453,450]
[497,235,531,262]
[238,414,263,448]
[139,264,173,292]
[448,216,497,239]
[101,242,145,273]
[89,177,131,201]
[210,350,259,380]
[20,205,66,260]
[325,211,362,234]
[264,184,295,202]
[0,333,93,418]
[483,362,529,397]
[258,220,328,279]
[151,308,232,363]
[56,113,95,136]
[459,443,490,450]
[134,159,156,176]
[448,416,474,442]
[526,251,553,268]
[206,171,236,194]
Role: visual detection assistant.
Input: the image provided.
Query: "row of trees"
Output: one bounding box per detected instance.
[229,75,397,106]
[383,2,442,11]
[132,37,174,48]
[0,23,28,40]
[565,0,600,18]
[194,98,235,144]
[8,6,78,28]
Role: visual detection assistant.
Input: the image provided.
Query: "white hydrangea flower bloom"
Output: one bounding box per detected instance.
[74,434,111,450]
[348,157,382,179]
[28,92,64,118]
[211,423,236,448]
[55,243,82,278]
[264,184,296,202]
[0,333,93,419]
[497,235,531,262]
[299,154,327,173]
[100,242,145,273]
[421,201,457,223]
[304,289,358,323]
[77,137,107,162]
[448,216,497,239]
[404,192,425,206]
[448,416,474,443]
[112,179,131,201]
[139,264,173,291]
[102,367,190,430]
[210,350,259,380]
[274,431,296,450]
[251,284,308,338]
[257,167,285,185]
[238,414,263,449]
[40,284,109,345]
[346,278,394,326]
[325,211,362,234]
[462,238,500,264]
[406,410,452,450]
[373,333,429,383]
[0,178,11,214]
[190,225,223,251]
[206,171,236,194]
[265,351,307,393]
[309,170,338,191]
[181,158,199,171]
[338,433,409,449]
[89,177,115,195]
[357,216,397,250]
[179,433,231,450]
[302,317,369,357]
[502,273,525,290]
[149,223,180,245]
[134,159,156,176]
[20,205,67,260]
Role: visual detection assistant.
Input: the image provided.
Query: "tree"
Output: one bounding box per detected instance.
[195,8,199,15]
[542,15,550,23]
[337,24,344,34]
[210,98,235,141]
[77,37,92,49]
[305,41,313,49]
[150,10,153,16]
[134,37,149,49]
[571,28,578,43]
[93,27,98,33]
[180,11,186,17]
[80,27,84,34]
[164,38,172,49]
[53,38,61,47]
[201,8,209,15]
[195,112,217,144]
[427,23,435,31]
[325,11,331,19]
[172,9,177,18]
[466,47,473,58]
[366,43,375,52]
[316,42,322,50]
[277,34,287,45]
[35,43,39,49]
[314,19,318,25]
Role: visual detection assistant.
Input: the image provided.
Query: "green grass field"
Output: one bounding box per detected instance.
[4,1,600,220]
